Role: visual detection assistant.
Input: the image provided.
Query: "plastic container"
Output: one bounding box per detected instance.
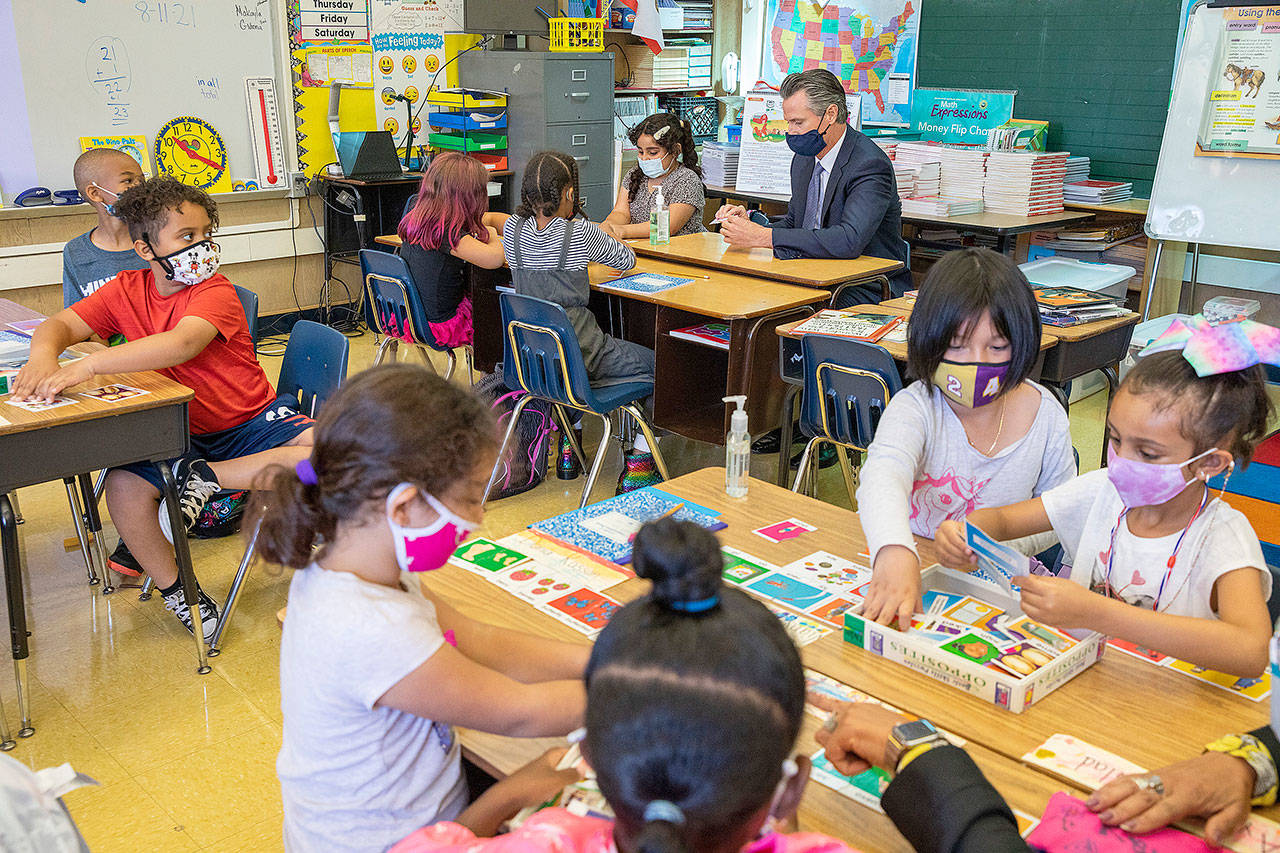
[549,17,604,52]
[1018,257,1137,300]
[649,187,669,245]
[657,94,719,141]
[1118,313,1191,380]
[429,131,507,152]
[723,395,749,498]
[1203,296,1261,324]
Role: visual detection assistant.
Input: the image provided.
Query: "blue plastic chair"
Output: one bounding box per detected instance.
[234,285,259,346]
[487,292,668,509]
[791,335,903,505]
[207,321,351,654]
[359,248,463,380]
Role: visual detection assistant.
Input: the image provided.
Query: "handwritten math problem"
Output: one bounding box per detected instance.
[86,36,131,127]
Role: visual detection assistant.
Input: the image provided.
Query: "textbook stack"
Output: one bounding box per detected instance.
[701,141,740,187]
[901,196,985,217]
[982,150,1068,216]
[892,162,915,198]
[624,44,693,89]
[893,161,940,200]
[934,147,988,204]
[1064,155,1090,184]
[1064,179,1134,204]
[874,140,898,160]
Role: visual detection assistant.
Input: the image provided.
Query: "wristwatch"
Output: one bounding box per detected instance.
[886,719,949,774]
[1204,734,1278,806]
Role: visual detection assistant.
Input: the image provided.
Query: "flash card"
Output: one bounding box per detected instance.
[753,518,817,544]
[6,395,76,412]
[81,384,149,403]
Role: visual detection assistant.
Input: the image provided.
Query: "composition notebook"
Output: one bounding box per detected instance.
[595,272,693,295]
[530,486,727,565]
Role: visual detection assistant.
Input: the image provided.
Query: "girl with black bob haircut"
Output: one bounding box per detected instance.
[602,113,707,240]
[856,247,1076,630]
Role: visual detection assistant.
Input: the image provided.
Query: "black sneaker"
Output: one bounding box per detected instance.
[790,443,840,470]
[162,584,220,642]
[158,458,221,544]
[107,538,144,577]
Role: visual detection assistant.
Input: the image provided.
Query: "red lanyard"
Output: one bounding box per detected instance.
[1101,484,1211,611]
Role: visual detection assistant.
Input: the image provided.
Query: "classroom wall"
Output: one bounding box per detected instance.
[915,0,1180,196]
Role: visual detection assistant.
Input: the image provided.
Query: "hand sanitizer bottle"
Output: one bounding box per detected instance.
[723,395,749,498]
[650,187,669,245]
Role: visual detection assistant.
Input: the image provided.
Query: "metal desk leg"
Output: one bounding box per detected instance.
[1,494,33,737]
[63,478,101,588]
[0,686,14,750]
[156,463,211,675]
[78,473,114,595]
[776,385,800,487]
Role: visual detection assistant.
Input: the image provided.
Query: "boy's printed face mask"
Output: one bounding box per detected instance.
[933,359,1010,408]
[147,238,221,286]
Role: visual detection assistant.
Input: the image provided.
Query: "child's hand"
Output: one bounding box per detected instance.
[11,357,93,402]
[810,694,910,776]
[499,747,583,810]
[1018,575,1099,629]
[598,221,622,240]
[934,521,975,569]
[10,354,62,401]
[862,545,921,629]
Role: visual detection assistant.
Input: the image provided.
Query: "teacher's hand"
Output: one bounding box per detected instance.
[1089,752,1256,845]
[719,213,773,249]
[810,695,910,777]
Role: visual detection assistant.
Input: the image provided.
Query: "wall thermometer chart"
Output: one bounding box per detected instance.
[244,77,286,189]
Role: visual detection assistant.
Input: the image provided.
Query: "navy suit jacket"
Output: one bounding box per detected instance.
[769,127,912,298]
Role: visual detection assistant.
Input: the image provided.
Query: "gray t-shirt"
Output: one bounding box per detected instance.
[625,165,706,237]
[61,230,150,307]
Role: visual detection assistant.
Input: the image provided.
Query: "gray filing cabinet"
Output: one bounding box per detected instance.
[461,50,615,221]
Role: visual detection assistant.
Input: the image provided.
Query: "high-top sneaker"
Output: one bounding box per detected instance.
[557,429,582,480]
[616,448,662,494]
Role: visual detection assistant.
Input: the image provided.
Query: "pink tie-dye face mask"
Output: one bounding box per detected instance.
[1105,444,1217,508]
[385,483,478,573]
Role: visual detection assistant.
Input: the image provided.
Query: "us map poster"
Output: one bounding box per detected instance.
[1196,5,1280,160]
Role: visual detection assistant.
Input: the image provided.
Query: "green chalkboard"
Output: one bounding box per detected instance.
[915,1,1180,196]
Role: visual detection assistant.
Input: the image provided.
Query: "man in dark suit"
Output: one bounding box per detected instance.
[720,68,912,306]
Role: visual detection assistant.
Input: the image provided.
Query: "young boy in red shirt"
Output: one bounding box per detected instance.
[14,177,315,640]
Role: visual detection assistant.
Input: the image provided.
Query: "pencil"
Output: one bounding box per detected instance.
[654,502,684,520]
[665,270,710,279]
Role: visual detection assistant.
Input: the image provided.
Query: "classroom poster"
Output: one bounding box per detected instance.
[370,0,448,145]
[735,88,863,195]
[910,89,1015,146]
[1195,5,1280,160]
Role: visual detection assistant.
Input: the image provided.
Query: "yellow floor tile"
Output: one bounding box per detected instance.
[62,779,201,853]
[201,812,284,853]
[134,724,284,846]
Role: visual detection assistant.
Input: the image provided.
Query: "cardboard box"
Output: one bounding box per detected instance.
[842,566,1106,712]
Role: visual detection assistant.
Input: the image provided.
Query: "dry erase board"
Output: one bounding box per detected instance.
[0,0,284,200]
[1147,4,1279,252]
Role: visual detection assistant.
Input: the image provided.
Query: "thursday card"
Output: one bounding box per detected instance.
[753,518,817,544]
[6,395,77,412]
[80,384,149,403]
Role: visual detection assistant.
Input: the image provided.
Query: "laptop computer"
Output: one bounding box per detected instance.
[334,130,410,181]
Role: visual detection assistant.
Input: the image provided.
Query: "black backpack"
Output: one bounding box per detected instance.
[475,369,556,500]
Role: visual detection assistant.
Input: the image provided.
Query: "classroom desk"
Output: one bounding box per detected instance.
[1063,198,1150,216]
[465,257,830,445]
[0,299,208,743]
[771,306,1056,485]
[428,469,1278,847]
[626,232,903,296]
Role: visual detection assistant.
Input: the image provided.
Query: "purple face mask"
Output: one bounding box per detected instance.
[932,359,1010,408]
[1105,444,1219,508]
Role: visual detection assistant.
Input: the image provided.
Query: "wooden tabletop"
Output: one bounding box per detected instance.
[626,233,903,289]
[773,303,1054,362]
[375,234,401,247]
[428,468,1278,845]
[879,295,1139,343]
[1063,198,1149,216]
[0,299,194,436]
[902,209,1094,235]
[703,182,791,206]
[589,257,829,320]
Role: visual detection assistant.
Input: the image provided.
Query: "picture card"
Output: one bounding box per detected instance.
[1106,638,1171,665]
[1230,814,1280,853]
[449,537,531,573]
[942,596,1004,627]
[921,590,966,614]
[543,588,622,637]
[1009,617,1078,654]
[753,518,817,544]
[6,395,76,412]
[808,597,861,627]
[6,319,42,337]
[991,643,1054,678]
[721,547,775,585]
[941,633,1001,665]
[1021,733,1146,790]
[1167,659,1270,702]
[80,384,148,403]
[746,573,832,611]
[808,749,890,813]
[768,606,832,647]
[491,565,574,603]
[965,522,1031,594]
[778,550,872,594]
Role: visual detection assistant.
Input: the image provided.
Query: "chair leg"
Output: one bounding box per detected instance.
[207,517,261,656]
[579,413,614,509]
[442,349,457,382]
[63,479,100,587]
[484,394,534,504]
[464,346,475,387]
[791,437,824,496]
[8,493,20,525]
[621,404,670,481]
[374,336,398,366]
[139,576,154,601]
[837,445,859,510]
[552,404,588,470]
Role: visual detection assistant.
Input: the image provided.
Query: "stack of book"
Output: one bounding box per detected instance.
[893,162,915,199]
[912,162,941,197]
[983,150,1068,216]
[1033,285,1130,327]
[701,142,740,186]
[1064,180,1134,204]
[1031,219,1143,252]
[934,147,989,203]
[1065,156,1090,183]
[624,45,691,88]
[874,140,898,160]
[901,196,985,217]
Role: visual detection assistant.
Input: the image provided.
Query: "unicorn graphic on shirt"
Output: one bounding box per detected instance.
[909,469,990,534]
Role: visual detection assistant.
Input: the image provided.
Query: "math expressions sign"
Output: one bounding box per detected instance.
[911,89,1015,146]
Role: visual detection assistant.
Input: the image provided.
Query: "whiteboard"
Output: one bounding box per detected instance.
[1147,4,1279,252]
[0,0,283,199]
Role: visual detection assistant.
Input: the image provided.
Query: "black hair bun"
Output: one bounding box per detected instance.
[632,518,724,613]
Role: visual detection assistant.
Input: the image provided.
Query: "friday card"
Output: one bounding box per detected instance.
[80,384,149,403]
[5,395,76,412]
[1167,659,1271,702]
[746,573,832,611]
[1021,734,1146,790]
[753,518,817,544]
[449,538,531,573]
[808,749,890,813]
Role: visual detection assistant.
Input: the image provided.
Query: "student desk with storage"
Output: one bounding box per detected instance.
[0,299,209,745]
[428,469,1275,849]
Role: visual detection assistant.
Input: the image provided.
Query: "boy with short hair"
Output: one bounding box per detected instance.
[62,147,150,307]
[14,177,314,640]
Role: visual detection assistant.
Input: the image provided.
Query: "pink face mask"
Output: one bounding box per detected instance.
[385,483,478,573]
[1105,444,1219,508]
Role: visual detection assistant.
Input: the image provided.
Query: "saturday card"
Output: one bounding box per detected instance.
[5,395,77,412]
[80,384,149,403]
[753,518,817,544]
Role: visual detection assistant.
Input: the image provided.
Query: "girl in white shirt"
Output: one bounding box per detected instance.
[255,364,589,853]
[858,247,1075,628]
[937,347,1274,676]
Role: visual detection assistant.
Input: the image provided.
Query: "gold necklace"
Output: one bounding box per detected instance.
[986,396,1008,455]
